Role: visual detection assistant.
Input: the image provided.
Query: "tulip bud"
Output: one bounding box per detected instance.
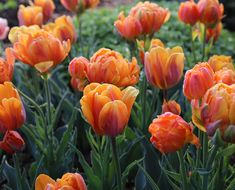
[197,0,224,27]
[34,0,55,22]
[214,68,235,85]
[208,55,234,72]
[68,57,89,79]
[0,17,9,40]
[183,62,214,100]
[206,22,222,43]
[0,131,25,154]
[178,0,199,26]
[162,100,181,115]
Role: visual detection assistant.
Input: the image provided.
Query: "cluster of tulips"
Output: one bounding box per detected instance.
[0,0,234,189]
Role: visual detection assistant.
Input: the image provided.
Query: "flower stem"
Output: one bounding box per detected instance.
[44,77,52,124]
[177,149,188,190]
[13,154,23,190]
[202,133,209,190]
[201,25,207,61]
[162,89,168,101]
[111,137,122,190]
[190,26,197,63]
[142,75,147,130]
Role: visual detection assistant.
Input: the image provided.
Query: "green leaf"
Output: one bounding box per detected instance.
[216,145,235,159]
[137,164,160,190]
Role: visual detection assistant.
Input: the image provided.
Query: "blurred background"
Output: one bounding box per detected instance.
[0,0,234,31]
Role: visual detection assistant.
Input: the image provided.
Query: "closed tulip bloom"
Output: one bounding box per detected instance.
[12,29,71,73]
[70,77,88,91]
[197,0,224,27]
[0,17,9,40]
[114,12,142,40]
[138,38,164,65]
[83,0,100,9]
[206,22,222,42]
[208,55,234,72]
[0,82,26,133]
[178,0,199,26]
[129,1,170,35]
[162,100,181,115]
[35,173,87,190]
[144,46,184,89]
[149,112,199,154]
[60,0,79,12]
[192,83,235,142]
[0,131,25,154]
[183,62,214,100]
[214,68,235,85]
[34,0,55,22]
[0,48,15,84]
[80,83,139,137]
[69,57,89,79]
[43,15,77,43]
[87,48,140,88]
[18,5,43,26]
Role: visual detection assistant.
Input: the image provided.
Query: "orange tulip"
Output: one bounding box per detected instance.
[35,173,87,190]
[0,82,25,133]
[129,1,170,35]
[60,0,79,12]
[80,83,139,137]
[138,38,164,65]
[144,46,184,89]
[206,22,222,42]
[70,48,140,91]
[0,17,9,40]
[11,28,71,73]
[0,48,15,84]
[192,83,235,142]
[178,0,199,26]
[162,100,181,115]
[34,0,55,22]
[183,62,214,100]
[214,68,235,85]
[43,15,77,43]
[17,5,43,26]
[149,112,199,154]
[208,55,234,72]
[197,0,224,27]
[83,0,100,9]
[114,12,142,40]
[0,131,25,154]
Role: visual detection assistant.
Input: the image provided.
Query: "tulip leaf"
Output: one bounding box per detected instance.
[216,145,235,159]
[137,163,160,190]
[3,160,17,190]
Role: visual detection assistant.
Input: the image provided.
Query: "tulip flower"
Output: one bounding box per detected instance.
[144,46,184,89]
[138,38,164,65]
[208,55,234,72]
[206,22,222,42]
[60,0,99,13]
[0,48,15,84]
[43,15,77,43]
[0,17,9,40]
[80,83,139,137]
[11,28,71,73]
[178,0,199,26]
[149,112,199,154]
[69,48,140,91]
[183,62,214,100]
[114,12,142,40]
[35,173,87,190]
[34,0,55,22]
[0,82,26,133]
[0,131,25,154]
[197,0,224,27]
[129,1,170,35]
[192,83,235,143]
[214,68,235,85]
[162,100,181,115]
[17,5,43,26]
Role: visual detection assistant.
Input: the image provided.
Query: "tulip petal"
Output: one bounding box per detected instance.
[35,174,55,190]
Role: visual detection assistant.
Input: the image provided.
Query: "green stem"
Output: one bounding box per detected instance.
[202,134,209,190]
[190,26,197,63]
[97,136,105,190]
[13,154,23,190]
[196,130,203,168]
[142,75,147,130]
[177,149,188,190]
[162,89,168,101]
[111,137,122,190]
[201,25,207,62]
[44,77,52,124]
